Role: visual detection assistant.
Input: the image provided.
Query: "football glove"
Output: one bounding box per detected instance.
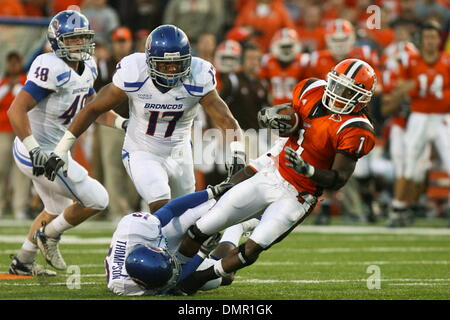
[284,146,315,177]
[208,180,234,198]
[257,103,293,135]
[44,151,68,181]
[29,147,48,177]
[226,150,246,178]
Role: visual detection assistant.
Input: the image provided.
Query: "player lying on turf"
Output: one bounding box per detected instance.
[106,178,259,296]
[172,58,378,294]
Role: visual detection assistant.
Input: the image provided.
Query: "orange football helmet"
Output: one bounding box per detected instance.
[325,19,355,59]
[214,40,242,73]
[322,58,377,114]
[270,28,301,63]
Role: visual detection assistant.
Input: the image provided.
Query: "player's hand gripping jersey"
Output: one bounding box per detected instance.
[112,53,216,157]
[275,78,376,195]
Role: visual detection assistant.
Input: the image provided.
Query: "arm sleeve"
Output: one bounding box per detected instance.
[154,190,209,227]
[22,80,53,103]
[336,128,376,160]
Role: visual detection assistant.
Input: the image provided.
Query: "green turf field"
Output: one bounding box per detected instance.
[1,218,450,300]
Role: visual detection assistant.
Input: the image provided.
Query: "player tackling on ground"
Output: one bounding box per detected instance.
[7,10,123,275]
[173,58,378,294]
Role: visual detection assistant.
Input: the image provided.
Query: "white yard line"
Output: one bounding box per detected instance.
[281,247,450,253]
[0,235,111,244]
[1,260,449,270]
[3,278,450,288]
[0,249,108,255]
[293,225,450,235]
[2,219,450,235]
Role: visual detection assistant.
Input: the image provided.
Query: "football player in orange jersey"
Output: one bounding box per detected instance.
[214,40,242,92]
[307,19,380,81]
[385,21,450,227]
[381,22,431,227]
[306,18,381,224]
[173,58,377,294]
[259,28,309,105]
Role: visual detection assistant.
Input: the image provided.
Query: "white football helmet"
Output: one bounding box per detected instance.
[270,28,301,63]
[214,40,242,73]
[325,19,355,59]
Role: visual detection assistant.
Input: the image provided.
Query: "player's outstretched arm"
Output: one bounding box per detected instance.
[44,83,127,180]
[68,83,128,138]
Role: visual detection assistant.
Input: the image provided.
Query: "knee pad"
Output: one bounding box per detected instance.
[88,186,109,211]
[237,243,258,267]
[187,224,210,244]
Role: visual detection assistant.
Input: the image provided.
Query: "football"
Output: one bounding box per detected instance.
[276,105,300,137]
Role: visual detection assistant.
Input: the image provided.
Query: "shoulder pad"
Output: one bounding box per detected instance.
[117,53,148,83]
[27,53,69,90]
[298,78,326,100]
[336,117,375,135]
[183,57,216,97]
[113,53,148,92]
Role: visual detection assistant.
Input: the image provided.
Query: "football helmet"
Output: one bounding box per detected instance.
[325,19,355,59]
[322,58,377,114]
[270,28,301,63]
[125,244,181,293]
[214,40,242,73]
[145,24,192,88]
[47,10,95,61]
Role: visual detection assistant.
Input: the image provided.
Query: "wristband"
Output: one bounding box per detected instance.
[114,115,127,130]
[22,135,40,152]
[305,164,315,178]
[206,188,214,200]
[54,130,77,154]
[230,141,245,154]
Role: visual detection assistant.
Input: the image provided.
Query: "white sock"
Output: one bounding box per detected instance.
[219,224,244,247]
[16,239,38,264]
[44,214,73,238]
[214,259,232,277]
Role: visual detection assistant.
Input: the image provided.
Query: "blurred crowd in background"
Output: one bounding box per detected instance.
[0,0,450,226]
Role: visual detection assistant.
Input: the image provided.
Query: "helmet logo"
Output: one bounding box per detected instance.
[51,19,60,33]
[164,52,180,58]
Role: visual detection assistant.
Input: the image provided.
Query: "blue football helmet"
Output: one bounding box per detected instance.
[47,10,95,61]
[145,24,192,88]
[125,244,181,292]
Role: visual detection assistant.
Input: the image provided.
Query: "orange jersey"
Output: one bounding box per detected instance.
[234,1,295,52]
[0,74,26,132]
[259,53,309,105]
[398,52,450,114]
[381,45,419,128]
[295,26,326,52]
[307,46,380,80]
[276,78,376,195]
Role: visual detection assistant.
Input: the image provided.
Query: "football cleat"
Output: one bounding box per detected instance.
[9,255,56,276]
[34,227,67,270]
